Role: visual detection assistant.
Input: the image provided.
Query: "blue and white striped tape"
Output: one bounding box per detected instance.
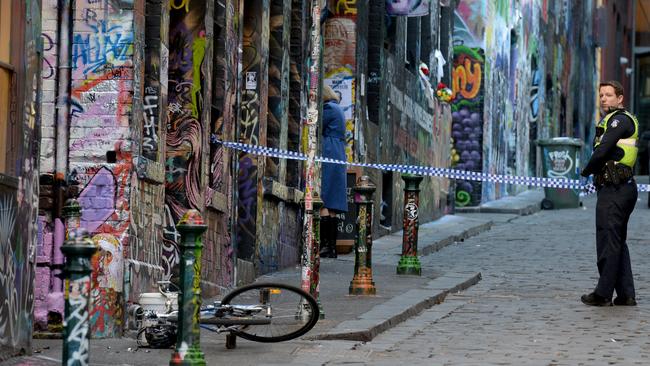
[211,136,650,195]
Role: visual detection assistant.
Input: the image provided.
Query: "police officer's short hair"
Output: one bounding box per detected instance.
[599,80,624,97]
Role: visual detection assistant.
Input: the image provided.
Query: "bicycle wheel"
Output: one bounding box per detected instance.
[220,282,319,342]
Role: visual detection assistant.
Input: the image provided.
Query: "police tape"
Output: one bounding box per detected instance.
[211,136,650,195]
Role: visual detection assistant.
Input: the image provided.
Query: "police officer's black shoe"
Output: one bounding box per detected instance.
[581,292,612,306]
[613,297,637,306]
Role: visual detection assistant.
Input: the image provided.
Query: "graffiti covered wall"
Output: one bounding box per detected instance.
[453,0,512,204]
[127,0,169,302]
[256,0,303,276]
[453,0,546,204]
[381,50,451,226]
[451,45,484,206]
[324,0,357,161]
[0,0,41,357]
[67,0,138,338]
[167,0,224,294]
[205,0,240,290]
[34,0,61,332]
[452,0,596,205]
[545,0,595,166]
[235,0,268,282]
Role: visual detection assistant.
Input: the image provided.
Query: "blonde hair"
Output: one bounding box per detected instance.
[322,84,340,102]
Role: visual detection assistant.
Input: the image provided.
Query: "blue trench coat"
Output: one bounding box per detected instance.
[321,101,348,213]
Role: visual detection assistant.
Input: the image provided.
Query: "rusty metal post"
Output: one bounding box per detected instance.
[349,176,377,295]
[311,194,325,318]
[300,0,323,301]
[61,229,96,366]
[170,209,207,366]
[397,174,424,275]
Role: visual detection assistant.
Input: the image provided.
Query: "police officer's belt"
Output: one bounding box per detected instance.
[594,161,633,186]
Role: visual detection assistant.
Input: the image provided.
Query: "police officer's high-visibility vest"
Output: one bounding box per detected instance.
[595,109,639,168]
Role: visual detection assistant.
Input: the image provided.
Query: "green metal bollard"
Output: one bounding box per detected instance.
[349,176,377,295]
[397,174,424,276]
[61,229,97,366]
[170,209,208,366]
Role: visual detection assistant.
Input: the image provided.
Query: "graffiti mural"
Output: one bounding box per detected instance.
[381,52,450,226]
[0,191,35,355]
[451,46,484,207]
[92,234,123,291]
[324,2,356,161]
[89,232,124,338]
[454,0,485,48]
[65,1,135,338]
[207,0,239,290]
[1,0,41,356]
[236,0,264,264]
[453,0,546,204]
[72,14,134,77]
[68,166,128,338]
[166,0,208,276]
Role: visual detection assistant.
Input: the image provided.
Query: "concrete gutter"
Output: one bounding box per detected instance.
[311,272,482,342]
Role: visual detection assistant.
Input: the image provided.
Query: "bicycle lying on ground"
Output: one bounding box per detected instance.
[136,281,320,349]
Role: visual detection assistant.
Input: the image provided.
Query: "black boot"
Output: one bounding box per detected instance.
[581,292,612,306]
[319,216,332,257]
[327,217,339,258]
[320,216,337,258]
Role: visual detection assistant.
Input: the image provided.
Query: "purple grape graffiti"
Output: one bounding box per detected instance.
[451,46,484,206]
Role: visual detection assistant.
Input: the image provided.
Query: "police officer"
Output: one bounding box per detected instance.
[580,80,639,306]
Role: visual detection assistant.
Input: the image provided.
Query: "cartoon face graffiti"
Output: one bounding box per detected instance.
[91,234,123,291]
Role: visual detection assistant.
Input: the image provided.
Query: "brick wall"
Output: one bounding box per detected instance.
[34,0,61,331]
[40,0,58,173]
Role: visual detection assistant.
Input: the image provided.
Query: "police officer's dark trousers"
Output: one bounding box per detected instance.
[594,180,638,299]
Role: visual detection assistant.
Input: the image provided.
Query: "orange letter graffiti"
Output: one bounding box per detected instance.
[452,57,482,100]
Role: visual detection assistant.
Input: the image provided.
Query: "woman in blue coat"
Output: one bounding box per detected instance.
[320,85,348,258]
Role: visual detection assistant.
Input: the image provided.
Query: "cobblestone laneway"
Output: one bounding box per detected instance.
[17,194,650,366]
[290,194,650,365]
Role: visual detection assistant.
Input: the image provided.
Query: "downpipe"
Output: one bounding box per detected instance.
[52,0,74,294]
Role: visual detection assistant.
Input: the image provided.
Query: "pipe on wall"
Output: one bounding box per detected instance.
[52,0,74,292]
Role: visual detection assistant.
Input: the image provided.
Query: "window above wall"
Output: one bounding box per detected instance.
[635,0,650,46]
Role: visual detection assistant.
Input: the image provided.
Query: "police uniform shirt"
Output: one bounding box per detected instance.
[581,111,636,177]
